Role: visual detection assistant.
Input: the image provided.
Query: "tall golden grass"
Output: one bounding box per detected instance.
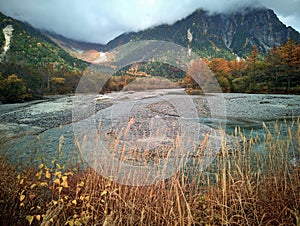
[0,118,299,225]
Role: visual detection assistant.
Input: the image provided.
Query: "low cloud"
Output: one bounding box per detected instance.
[0,0,299,44]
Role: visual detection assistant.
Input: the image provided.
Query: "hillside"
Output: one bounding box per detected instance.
[1,6,300,103]
[0,12,88,71]
[48,7,300,61]
[104,8,300,59]
[0,12,89,103]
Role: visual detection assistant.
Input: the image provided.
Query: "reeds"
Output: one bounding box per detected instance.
[0,118,299,225]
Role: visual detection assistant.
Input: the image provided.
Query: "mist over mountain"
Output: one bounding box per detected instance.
[102,7,300,59]
[1,6,300,103]
[2,0,300,44]
[1,6,300,64]
[0,12,88,102]
[0,12,87,70]
[45,7,300,60]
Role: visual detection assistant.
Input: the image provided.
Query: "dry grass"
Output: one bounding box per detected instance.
[0,118,299,225]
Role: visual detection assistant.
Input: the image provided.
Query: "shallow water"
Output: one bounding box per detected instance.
[0,92,299,172]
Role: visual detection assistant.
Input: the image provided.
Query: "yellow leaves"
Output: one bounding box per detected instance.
[56,163,62,170]
[79,195,90,201]
[26,215,41,225]
[64,171,74,176]
[55,171,62,178]
[26,215,34,225]
[78,181,84,187]
[19,190,26,207]
[39,182,48,187]
[54,178,60,185]
[20,194,25,202]
[108,175,114,181]
[52,200,58,205]
[38,163,44,169]
[54,172,69,189]
[36,170,43,180]
[105,182,112,188]
[35,215,41,221]
[101,190,108,196]
[45,170,51,179]
[51,77,65,84]
[19,189,26,204]
[61,176,69,188]
[72,199,77,205]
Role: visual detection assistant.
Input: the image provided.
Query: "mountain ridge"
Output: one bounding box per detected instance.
[0,11,88,71]
[0,12,89,103]
[103,7,300,58]
[46,7,300,61]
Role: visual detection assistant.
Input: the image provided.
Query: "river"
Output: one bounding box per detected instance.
[0,90,299,182]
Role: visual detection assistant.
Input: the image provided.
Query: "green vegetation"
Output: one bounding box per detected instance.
[0,118,299,225]
[0,62,83,103]
[0,12,89,103]
[100,39,300,95]
[0,74,27,102]
[1,10,300,102]
[194,46,236,60]
[193,39,300,94]
[0,12,88,71]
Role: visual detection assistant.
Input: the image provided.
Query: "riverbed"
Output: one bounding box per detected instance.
[0,90,299,171]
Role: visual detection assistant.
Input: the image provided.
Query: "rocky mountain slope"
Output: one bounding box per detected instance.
[0,12,88,72]
[48,7,300,61]
[104,7,300,59]
[0,12,89,103]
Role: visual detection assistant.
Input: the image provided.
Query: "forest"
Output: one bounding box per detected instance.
[0,38,299,103]
[206,39,300,94]
[0,62,81,103]
[100,39,300,94]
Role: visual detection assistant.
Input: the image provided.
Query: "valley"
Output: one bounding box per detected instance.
[0,3,300,224]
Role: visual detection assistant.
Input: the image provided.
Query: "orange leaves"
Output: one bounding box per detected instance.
[210,58,232,74]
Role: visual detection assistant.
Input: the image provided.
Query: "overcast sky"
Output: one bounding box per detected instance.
[0,0,299,44]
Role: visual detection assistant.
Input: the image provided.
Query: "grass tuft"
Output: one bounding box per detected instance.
[0,119,299,225]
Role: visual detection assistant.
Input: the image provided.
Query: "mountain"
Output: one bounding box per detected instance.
[0,12,89,103]
[0,12,88,71]
[1,7,300,103]
[48,7,300,61]
[45,7,300,95]
[105,7,300,59]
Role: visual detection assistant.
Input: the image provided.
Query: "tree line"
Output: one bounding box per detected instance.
[0,62,81,103]
[204,39,300,93]
[99,39,300,95]
[1,39,299,103]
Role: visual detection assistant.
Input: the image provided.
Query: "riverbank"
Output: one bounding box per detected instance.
[1,92,299,128]
[1,117,299,225]
[0,91,299,168]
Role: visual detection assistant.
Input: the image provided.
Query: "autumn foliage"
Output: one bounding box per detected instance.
[205,39,300,93]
